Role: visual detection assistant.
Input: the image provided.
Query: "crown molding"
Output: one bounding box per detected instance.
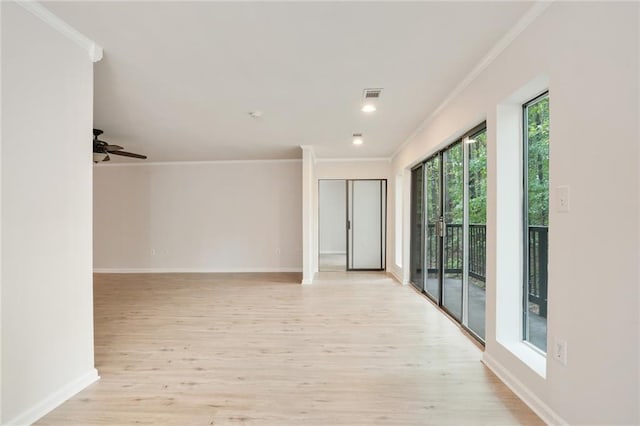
[102,155,435,167]
[299,145,315,155]
[94,158,302,167]
[315,157,390,163]
[300,145,316,163]
[16,0,103,62]
[390,0,554,161]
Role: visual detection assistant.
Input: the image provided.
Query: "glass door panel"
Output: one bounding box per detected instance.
[347,180,385,270]
[466,129,487,339]
[409,166,424,290]
[442,143,463,321]
[318,180,347,272]
[424,156,441,301]
[524,94,549,351]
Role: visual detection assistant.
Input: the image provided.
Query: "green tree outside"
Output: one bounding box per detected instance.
[426,94,549,228]
[526,96,550,227]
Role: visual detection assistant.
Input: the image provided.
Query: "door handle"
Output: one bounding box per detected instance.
[347,220,351,230]
[436,218,446,237]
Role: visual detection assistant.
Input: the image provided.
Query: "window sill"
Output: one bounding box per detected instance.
[498,339,547,378]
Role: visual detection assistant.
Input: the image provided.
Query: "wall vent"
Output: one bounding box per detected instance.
[363,88,382,99]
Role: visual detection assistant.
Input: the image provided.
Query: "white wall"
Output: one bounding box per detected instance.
[391,2,639,424]
[93,160,302,272]
[318,180,346,254]
[1,2,98,423]
[315,159,391,181]
[301,147,315,283]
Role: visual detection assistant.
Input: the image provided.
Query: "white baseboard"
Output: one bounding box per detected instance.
[387,270,405,285]
[93,267,302,274]
[301,272,317,285]
[5,368,99,426]
[482,352,567,426]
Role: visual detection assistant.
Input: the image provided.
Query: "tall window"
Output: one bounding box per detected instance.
[395,173,403,267]
[523,92,549,352]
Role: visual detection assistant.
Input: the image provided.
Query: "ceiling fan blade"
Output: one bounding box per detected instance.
[91,130,145,161]
[110,150,147,159]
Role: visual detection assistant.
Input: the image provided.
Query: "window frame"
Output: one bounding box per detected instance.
[522,90,549,354]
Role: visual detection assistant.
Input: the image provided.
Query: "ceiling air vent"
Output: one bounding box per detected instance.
[363,88,382,99]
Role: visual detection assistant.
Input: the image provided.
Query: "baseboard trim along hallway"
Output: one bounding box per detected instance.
[93,267,303,274]
[482,352,567,426]
[7,369,99,426]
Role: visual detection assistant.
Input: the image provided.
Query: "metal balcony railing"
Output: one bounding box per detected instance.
[424,223,548,318]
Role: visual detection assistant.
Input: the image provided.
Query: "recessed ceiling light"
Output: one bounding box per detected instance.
[361,103,377,113]
[352,133,364,145]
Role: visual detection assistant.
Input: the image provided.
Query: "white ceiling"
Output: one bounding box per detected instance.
[45,1,533,162]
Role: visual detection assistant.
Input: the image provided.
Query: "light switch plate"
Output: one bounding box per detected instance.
[556,185,570,213]
[553,338,568,366]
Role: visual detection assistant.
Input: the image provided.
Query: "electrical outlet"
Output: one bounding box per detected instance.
[557,185,570,212]
[553,338,567,366]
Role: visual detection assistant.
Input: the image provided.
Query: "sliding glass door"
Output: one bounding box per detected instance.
[318,180,347,271]
[347,179,387,271]
[466,128,487,340]
[319,179,387,272]
[410,167,424,290]
[409,124,487,342]
[442,143,464,321]
[424,156,441,301]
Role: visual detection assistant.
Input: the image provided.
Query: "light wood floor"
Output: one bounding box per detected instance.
[318,253,346,271]
[38,272,542,425]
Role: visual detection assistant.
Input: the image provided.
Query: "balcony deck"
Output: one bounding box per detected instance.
[424,278,547,350]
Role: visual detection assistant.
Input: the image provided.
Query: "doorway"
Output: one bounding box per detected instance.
[318,179,387,272]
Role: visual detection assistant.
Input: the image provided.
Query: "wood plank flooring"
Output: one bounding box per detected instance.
[38,272,542,425]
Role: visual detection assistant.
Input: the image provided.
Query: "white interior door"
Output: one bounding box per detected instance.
[347,180,386,270]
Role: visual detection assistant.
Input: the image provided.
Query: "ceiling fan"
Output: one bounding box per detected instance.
[93,129,147,163]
